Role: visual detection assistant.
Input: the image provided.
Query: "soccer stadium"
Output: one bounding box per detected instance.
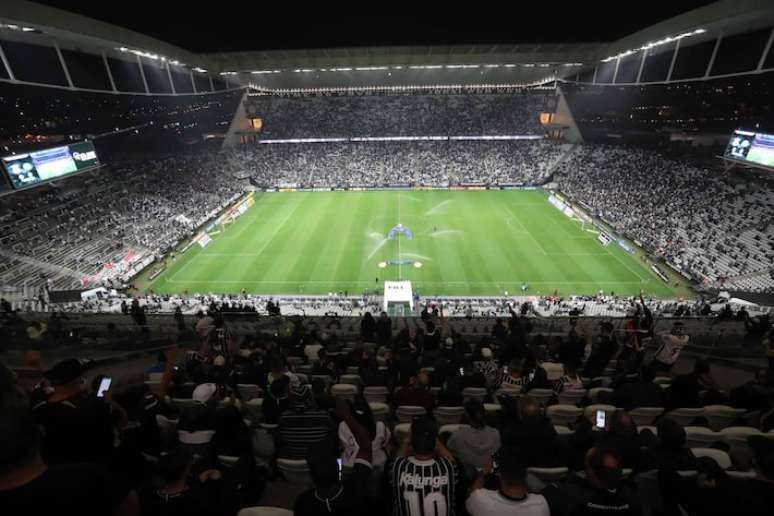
[2,0,774,515]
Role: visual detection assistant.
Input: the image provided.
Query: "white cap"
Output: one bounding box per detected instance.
[481,347,493,358]
[192,383,217,404]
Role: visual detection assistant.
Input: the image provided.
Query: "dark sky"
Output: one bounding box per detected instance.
[33,1,719,53]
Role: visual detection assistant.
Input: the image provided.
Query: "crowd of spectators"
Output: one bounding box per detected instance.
[0,152,249,292]
[248,92,549,138]
[243,140,567,188]
[556,145,774,292]
[2,301,774,515]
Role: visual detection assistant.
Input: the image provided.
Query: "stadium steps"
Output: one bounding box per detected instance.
[0,246,84,282]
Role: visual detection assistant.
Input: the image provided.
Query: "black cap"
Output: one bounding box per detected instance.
[43,359,85,386]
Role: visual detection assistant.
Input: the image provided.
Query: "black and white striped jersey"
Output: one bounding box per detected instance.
[391,456,458,516]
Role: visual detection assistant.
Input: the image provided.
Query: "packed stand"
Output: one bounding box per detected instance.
[556,145,774,291]
[2,300,774,516]
[243,140,567,188]
[0,152,248,292]
[249,92,549,139]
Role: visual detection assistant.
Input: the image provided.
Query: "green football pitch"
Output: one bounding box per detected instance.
[143,190,682,297]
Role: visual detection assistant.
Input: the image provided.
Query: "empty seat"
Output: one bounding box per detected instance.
[546,405,583,427]
[364,386,389,404]
[665,408,703,426]
[629,407,664,426]
[369,402,389,421]
[527,467,569,481]
[277,458,313,485]
[691,448,731,470]
[526,389,554,406]
[396,406,426,424]
[434,406,465,427]
[703,405,746,432]
[395,423,412,443]
[557,388,587,406]
[331,384,358,401]
[462,387,487,403]
[439,424,470,435]
[237,384,261,400]
[542,362,564,381]
[720,426,762,453]
[338,374,362,387]
[685,426,722,448]
[588,387,613,403]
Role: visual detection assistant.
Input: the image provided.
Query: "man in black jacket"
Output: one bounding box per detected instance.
[542,446,640,516]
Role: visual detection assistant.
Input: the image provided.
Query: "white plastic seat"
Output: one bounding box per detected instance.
[218,455,240,468]
[726,470,756,479]
[277,458,313,485]
[331,384,357,401]
[638,425,657,434]
[527,467,569,481]
[440,424,470,435]
[720,426,762,453]
[434,406,465,427]
[526,388,554,405]
[394,423,412,443]
[462,387,486,403]
[554,425,574,435]
[557,388,587,406]
[691,448,731,470]
[629,407,664,426]
[364,386,389,404]
[369,402,389,421]
[338,374,362,387]
[546,405,583,427]
[588,387,613,403]
[665,408,703,426]
[396,405,426,424]
[237,384,261,400]
[703,405,746,432]
[685,426,721,448]
[542,362,564,381]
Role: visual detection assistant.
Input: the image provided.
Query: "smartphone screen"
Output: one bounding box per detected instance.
[337,458,342,479]
[459,367,464,375]
[528,371,535,382]
[595,410,606,429]
[97,377,112,398]
[503,366,509,375]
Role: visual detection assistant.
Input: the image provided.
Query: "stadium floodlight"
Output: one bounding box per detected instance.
[21,26,36,32]
[193,67,207,73]
[601,27,706,62]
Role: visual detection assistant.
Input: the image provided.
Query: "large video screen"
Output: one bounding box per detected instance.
[2,141,100,190]
[724,130,774,169]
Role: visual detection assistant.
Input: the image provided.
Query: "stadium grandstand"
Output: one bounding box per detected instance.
[1,1,774,515]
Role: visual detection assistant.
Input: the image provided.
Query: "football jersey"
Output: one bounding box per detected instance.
[391,456,457,516]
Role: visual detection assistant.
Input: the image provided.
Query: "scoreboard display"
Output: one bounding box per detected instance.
[724,130,774,170]
[2,141,100,190]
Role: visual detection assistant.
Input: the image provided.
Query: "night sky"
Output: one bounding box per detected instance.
[32,1,719,53]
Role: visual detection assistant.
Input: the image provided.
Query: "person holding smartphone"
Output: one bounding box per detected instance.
[294,399,373,516]
[32,359,115,465]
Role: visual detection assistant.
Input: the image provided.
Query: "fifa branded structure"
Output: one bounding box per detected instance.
[0,0,774,314]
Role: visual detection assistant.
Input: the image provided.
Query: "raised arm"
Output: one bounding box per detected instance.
[335,398,372,463]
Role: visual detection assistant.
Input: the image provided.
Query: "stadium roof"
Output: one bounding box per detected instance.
[0,0,773,89]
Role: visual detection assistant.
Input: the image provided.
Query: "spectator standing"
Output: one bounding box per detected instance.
[278,383,335,460]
